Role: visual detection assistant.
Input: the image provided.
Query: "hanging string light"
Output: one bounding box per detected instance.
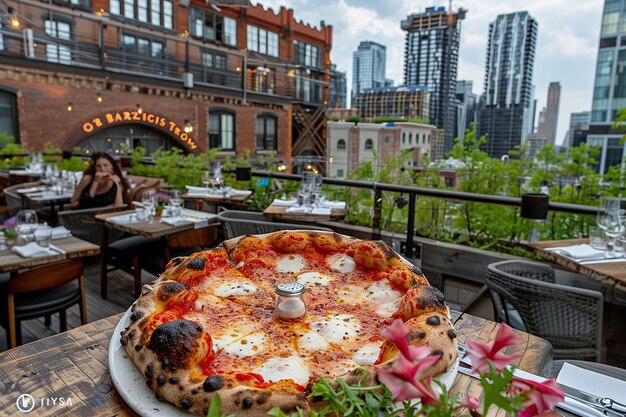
[97,93,103,103]
[184,119,193,133]
[67,102,72,112]
[136,104,143,114]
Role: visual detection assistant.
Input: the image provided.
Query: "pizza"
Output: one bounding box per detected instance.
[119,231,458,416]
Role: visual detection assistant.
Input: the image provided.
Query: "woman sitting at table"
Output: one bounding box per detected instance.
[70,153,129,209]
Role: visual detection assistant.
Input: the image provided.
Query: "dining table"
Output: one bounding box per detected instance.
[18,187,74,221]
[526,238,626,293]
[95,208,219,299]
[0,313,554,416]
[182,188,254,212]
[263,199,347,222]
[0,236,100,274]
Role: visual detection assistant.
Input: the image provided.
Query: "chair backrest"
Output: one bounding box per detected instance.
[7,259,84,294]
[58,206,126,246]
[167,227,218,249]
[486,260,603,361]
[218,211,333,239]
[4,182,41,216]
[131,180,160,202]
[218,210,266,221]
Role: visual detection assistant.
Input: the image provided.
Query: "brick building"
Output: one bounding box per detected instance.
[0,0,332,168]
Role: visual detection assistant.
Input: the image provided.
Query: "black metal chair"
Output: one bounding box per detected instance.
[486,260,603,361]
[217,210,333,239]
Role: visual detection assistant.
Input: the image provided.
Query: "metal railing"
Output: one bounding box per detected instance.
[245,170,600,258]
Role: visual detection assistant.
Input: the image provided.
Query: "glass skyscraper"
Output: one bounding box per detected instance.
[352,41,387,102]
[478,11,538,159]
[401,6,467,157]
[588,0,626,173]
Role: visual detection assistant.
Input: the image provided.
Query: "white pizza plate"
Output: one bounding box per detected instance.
[109,308,460,417]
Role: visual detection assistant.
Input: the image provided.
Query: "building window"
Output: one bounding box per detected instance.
[0,90,19,142]
[337,139,346,150]
[122,34,164,58]
[336,169,344,177]
[44,19,71,64]
[408,133,412,144]
[208,111,235,150]
[256,114,277,150]
[58,0,90,7]
[202,50,227,84]
[188,8,236,46]
[110,0,173,28]
[250,66,275,93]
[294,40,320,68]
[247,25,279,57]
[364,138,373,150]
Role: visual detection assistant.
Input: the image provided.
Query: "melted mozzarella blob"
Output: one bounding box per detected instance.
[352,341,384,365]
[253,355,311,386]
[222,331,268,358]
[297,329,330,351]
[326,253,356,273]
[310,314,360,343]
[276,254,306,273]
[364,280,402,304]
[213,281,259,297]
[297,271,334,287]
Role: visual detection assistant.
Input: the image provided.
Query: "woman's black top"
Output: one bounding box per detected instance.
[78,181,118,209]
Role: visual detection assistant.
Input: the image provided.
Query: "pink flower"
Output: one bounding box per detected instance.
[456,396,480,411]
[511,378,564,417]
[465,323,522,374]
[381,319,431,362]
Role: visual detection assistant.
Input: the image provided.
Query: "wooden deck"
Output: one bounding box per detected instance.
[0,258,147,351]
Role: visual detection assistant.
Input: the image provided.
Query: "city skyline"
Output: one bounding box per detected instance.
[254,0,603,147]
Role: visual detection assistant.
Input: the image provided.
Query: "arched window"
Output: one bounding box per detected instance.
[0,88,19,143]
[337,139,346,150]
[256,113,277,150]
[364,138,373,150]
[209,109,235,150]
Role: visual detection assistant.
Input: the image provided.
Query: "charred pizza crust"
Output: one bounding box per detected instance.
[120,231,458,416]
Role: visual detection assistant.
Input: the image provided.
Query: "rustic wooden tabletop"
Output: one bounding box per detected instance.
[0,313,553,416]
[263,204,347,222]
[527,238,626,292]
[0,236,100,273]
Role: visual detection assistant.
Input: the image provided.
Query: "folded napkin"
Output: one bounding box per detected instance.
[51,226,72,239]
[286,206,309,214]
[187,192,221,198]
[556,362,626,417]
[310,207,332,215]
[229,189,252,197]
[108,214,135,224]
[547,244,605,260]
[160,216,193,226]
[12,242,66,258]
[272,199,297,207]
[18,186,43,194]
[186,185,210,192]
[322,201,347,209]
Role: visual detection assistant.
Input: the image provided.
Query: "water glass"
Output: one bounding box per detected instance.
[170,190,183,216]
[589,226,607,250]
[34,223,52,247]
[16,210,39,243]
[135,207,147,221]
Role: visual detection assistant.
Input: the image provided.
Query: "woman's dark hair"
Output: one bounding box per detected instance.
[84,152,130,205]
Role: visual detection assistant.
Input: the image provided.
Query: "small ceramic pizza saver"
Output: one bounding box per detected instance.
[275,282,307,320]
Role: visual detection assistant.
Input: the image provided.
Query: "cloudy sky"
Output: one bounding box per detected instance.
[254,0,604,145]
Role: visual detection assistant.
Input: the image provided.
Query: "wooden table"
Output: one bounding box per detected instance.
[20,189,73,221]
[182,190,253,212]
[263,203,347,222]
[527,238,626,292]
[0,236,100,273]
[0,313,553,416]
[95,209,219,299]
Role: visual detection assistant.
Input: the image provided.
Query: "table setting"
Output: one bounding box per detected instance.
[3,210,73,257]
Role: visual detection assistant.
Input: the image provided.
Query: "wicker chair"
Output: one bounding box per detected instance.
[486,260,603,361]
[58,206,126,246]
[4,182,42,217]
[217,210,332,239]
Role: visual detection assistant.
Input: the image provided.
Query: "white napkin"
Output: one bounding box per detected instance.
[229,189,252,197]
[12,242,66,258]
[272,199,297,207]
[160,217,193,226]
[185,185,208,192]
[286,206,309,214]
[547,244,605,260]
[107,214,135,224]
[558,362,626,403]
[322,201,346,209]
[187,191,220,197]
[310,207,332,215]
[18,187,43,194]
[51,226,72,239]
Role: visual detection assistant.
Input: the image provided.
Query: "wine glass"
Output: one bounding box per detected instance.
[16,210,39,244]
[596,197,624,257]
[141,189,156,222]
[170,190,183,216]
[202,171,212,193]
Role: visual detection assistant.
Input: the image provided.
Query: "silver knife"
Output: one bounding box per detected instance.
[559,383,626,417]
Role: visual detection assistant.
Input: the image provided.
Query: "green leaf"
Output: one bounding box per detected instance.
[207,394,222,417]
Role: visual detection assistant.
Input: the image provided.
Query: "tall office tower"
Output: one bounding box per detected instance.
[352,41,387,101]
[401,6,467,156]
[455,80,478,140]
[588,0,626,173]
[564,111,591,148]
[477,11,538,158]
[543,82,561,145]
[329,63,347,108]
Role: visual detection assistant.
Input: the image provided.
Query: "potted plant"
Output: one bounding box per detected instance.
[154,192,169,217]
[2,226,17,247]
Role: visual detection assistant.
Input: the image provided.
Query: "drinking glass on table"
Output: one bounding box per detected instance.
[170,190,183,216]
[202,172,212,193]
[596,197,624,257]
[16,209,38,244]
[141,189,156,221]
